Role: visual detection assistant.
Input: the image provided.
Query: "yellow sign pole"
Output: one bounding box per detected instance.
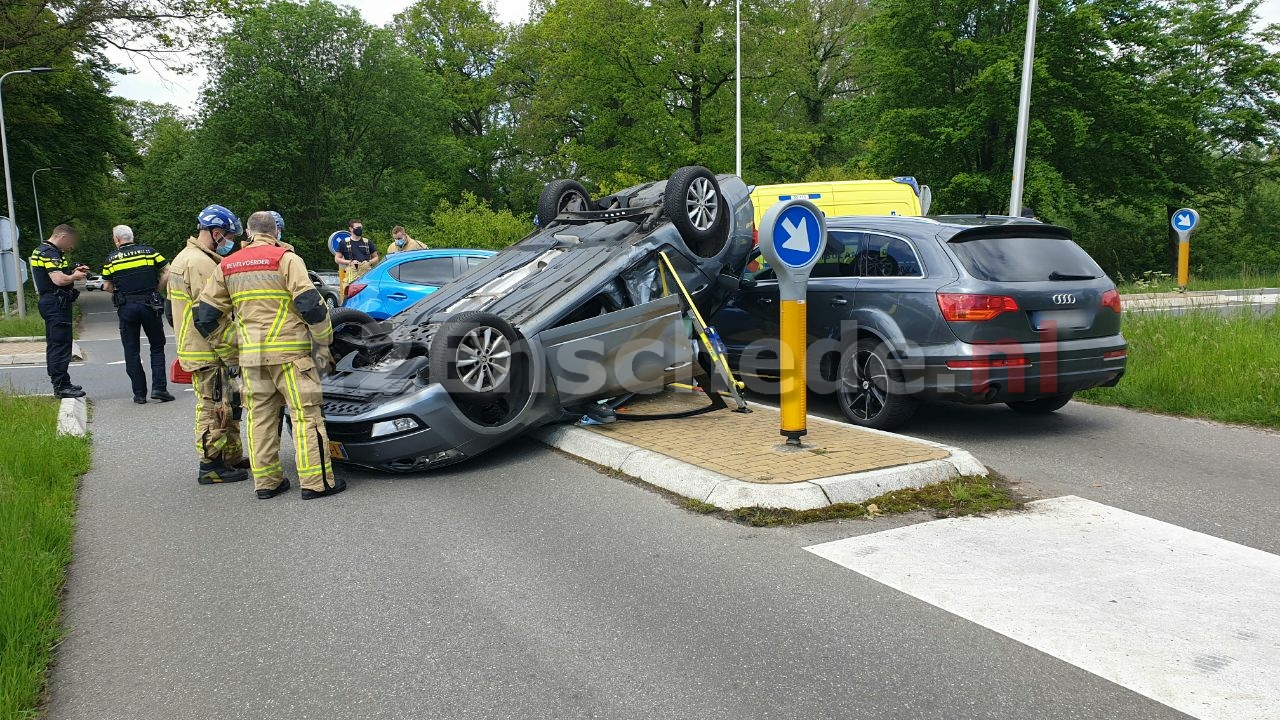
[1177,240,1191,289]
[1171,208,1199,291]
[779,298,808,441]
[758,198,826,446]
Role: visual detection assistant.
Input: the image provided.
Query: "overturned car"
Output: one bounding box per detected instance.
[321,167,755,472]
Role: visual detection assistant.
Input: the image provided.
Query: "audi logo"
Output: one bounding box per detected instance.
[1052,293,1077,305]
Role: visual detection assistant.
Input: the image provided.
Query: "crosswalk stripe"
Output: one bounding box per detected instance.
[806,495,1280,720]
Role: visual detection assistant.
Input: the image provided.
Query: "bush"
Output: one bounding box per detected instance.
[419,193,534,251]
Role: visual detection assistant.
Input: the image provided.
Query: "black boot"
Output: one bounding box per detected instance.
[257,478,291,500]
[197,462,248,485]
[151,390,175,402]
[301,476,347,500]
[55,386,86,399]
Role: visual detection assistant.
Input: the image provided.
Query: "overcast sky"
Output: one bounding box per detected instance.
[106,0,533,111]
[108,0,1280,113]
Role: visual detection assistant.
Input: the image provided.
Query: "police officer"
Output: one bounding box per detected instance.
[28,224,87,399]
[102,225,173,404]
[195,211,345,501]
[169,205,249,485]
[334,218,377,297]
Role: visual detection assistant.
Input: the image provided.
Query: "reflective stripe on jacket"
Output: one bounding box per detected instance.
[169,238,236,371]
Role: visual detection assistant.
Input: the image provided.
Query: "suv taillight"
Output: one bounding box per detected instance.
[345,283,366,299]
[1101,288,1122,313]
[937,293,1020,322]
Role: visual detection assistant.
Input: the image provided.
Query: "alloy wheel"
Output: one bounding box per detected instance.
[455,326,513,392]
[839,349,890,422]
[685,176,719,231]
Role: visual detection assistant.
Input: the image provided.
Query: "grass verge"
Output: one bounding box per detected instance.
[1080,309,1280,428]
[688,475,1021,527]
[0,393,91,717]
[1116,267,1280,295]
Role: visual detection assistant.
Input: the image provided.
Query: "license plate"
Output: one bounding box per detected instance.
[328,441,347,460]
[1031,309,1093,331]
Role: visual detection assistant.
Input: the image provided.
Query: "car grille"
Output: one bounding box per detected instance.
[326,420,374,443]
[323,399,373,416]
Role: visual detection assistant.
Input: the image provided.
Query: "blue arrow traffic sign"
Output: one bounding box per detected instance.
[328,230,351,254]
[769,203,824,270]
[1171,208,1199,234]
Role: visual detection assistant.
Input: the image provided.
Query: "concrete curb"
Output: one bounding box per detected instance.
[533,422,987,511]
[0,340,81,366]
[57,397,88,437]
[0,335,44,343]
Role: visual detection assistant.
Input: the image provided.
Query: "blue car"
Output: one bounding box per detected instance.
[343,249,497,320]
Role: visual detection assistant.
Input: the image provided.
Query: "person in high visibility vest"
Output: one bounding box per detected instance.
[169,204,248,485]
[102,224,174,405]
[194,211,344,500]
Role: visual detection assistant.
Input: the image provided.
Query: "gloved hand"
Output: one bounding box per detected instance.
[314,348,334,376]
[225,364,241,380]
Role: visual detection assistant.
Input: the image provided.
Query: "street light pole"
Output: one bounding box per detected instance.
[1,67,60,318]
[734,0,743,179]
[32,166,60,243]
[1008,0,1039,218]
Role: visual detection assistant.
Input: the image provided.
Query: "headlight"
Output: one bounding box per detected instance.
[370,416,422,438]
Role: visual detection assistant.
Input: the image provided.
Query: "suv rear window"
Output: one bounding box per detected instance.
[948,236,1103,282]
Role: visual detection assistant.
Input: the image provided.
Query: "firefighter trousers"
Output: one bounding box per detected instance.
[241,359,334,493]
[191,366,244,467]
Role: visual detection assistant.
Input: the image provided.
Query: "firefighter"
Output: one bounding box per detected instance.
[194,211,345,500]
[169,205,249,485]
[334,218,377,297]
[28,224,88,399]
[102,225,174,404]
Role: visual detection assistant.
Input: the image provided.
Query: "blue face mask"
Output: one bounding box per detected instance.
[216,235,236,256]
[395,238,406,247]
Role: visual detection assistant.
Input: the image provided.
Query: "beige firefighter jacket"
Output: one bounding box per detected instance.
[197,234,333,367]
[169,238,237,371]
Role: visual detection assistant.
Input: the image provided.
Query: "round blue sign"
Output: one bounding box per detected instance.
[769,204,824,270]
[1171,208,1199,234]
[328,230,351,254]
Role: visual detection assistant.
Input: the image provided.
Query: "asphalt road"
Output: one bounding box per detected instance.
[8,291,1276,719]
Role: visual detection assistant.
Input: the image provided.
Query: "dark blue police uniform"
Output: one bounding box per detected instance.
[102,242,172,402]
[28,241,80,395]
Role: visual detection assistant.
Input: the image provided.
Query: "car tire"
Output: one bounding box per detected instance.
[329,307,379,362]
[836,338,918,430]
[536,179,592,228]
[664,165,728,258]
[323,292,339,308]
[430,311,527,405]
[1006,393,1074,414]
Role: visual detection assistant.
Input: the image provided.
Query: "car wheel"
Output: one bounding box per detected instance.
[430,311,528,406]
[836,338,918,430]
[323,292,339,308]
[329,307,379,362]
[536,179,592,228]
[663,165,728,258]
[1006,393,1074,414]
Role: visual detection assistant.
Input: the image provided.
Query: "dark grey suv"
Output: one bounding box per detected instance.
[711,215,1127,429]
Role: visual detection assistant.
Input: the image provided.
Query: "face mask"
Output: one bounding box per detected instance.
[216,234,236,256]
[352,227,364,237]
[395,238,406,247]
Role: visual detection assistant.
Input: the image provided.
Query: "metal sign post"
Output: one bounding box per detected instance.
[1171,208,1199,289]
[758,199,826,445]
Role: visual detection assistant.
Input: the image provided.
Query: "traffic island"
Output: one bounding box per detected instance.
[535,389,986,511]
[0,336,83,366]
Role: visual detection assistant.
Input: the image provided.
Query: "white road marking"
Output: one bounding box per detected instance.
[806,496,1280,720]
[0,363,85,370]
[107,360,125,365]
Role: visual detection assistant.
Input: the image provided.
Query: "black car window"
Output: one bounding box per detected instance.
[948,236,1103,282]
[858,233,923,278]
[393,257,456,286]
[747,231,862,281]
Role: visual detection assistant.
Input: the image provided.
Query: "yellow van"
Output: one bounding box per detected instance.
[749,177,932,226]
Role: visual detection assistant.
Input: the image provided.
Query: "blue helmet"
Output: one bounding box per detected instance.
[197,205,242,236]
[270,211,284,231]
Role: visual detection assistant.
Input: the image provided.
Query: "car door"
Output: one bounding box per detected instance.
[387,256,457,317]
[539,293,692,404]
[806,230,864,346]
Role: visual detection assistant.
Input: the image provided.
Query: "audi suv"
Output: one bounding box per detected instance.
[711,215,1127,429]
